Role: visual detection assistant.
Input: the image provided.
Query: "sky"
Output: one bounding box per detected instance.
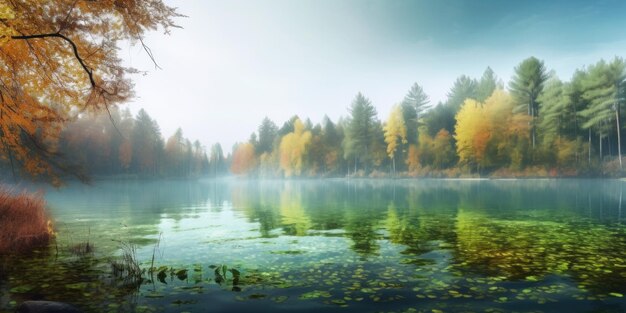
[121,0,626,153]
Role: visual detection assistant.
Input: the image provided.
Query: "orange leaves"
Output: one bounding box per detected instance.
[231,143,256,175]
[406,144,420,173]
[0,0,180,182]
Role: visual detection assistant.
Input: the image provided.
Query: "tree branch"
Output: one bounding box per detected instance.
[11,32,96,88]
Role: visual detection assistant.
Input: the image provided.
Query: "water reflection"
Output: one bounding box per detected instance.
[1,178,625,312]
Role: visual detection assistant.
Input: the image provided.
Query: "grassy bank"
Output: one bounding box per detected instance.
[0,187,52,254]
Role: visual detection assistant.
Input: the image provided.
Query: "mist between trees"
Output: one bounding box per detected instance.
[0,107,221,181]
[2,56,625,181]
[232,56,626,178]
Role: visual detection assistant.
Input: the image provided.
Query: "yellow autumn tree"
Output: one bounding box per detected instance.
[383,104,407,174]
[455,89,527,171]
[455,98,490,169]
[0,1,180,183]
[279,119,312,177]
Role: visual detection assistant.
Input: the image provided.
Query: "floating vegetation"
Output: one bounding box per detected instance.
[269,250,305,255]
[299,290,332,300]
[2,180,626,312]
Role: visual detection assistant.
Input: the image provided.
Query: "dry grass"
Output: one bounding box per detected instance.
[0,186,52,254]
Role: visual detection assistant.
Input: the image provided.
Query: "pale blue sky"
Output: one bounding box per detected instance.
[122,0,626,152]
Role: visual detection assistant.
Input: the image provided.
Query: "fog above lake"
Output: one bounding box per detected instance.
[123,0,626,150]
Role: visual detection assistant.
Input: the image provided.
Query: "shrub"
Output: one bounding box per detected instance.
[0,186,52,254]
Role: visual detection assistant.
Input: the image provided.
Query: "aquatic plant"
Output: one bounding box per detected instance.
[0,187,52,254]
[110,241,143,287]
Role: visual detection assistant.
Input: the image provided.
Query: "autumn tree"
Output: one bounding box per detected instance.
[231,143,256,175]
[455,90,527,171]
[424,75,478,137]
[383,104,407,175]
[406,144,420,173]
[0,1,180,184]
[432,129,455,169]
[279,118,312,177]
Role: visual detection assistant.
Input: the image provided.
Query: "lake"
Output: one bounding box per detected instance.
[1,178,625,312]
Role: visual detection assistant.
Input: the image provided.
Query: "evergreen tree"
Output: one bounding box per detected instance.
[345,92,378,172]
[509,56,548,149]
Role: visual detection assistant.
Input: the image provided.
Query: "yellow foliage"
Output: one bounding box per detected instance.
[383,104,407,159]
[455,98,490,165]
[279,119,312,177]
[455,89,526,168]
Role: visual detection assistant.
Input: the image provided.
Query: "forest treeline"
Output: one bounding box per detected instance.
[231,56,626,178]
[0,108,226,181]
[3,56,623,181]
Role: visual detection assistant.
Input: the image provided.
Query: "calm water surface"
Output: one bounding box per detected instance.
[1,179,626,312]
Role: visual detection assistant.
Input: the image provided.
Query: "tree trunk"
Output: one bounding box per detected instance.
[617,187,622,224]
[617,107,623,170]
[600,134,603,164]
[587,128,591,165]
[530,98,535,149]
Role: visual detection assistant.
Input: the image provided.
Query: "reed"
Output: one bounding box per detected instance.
[0,186,52,254]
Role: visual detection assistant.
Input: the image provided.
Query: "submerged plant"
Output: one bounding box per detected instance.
[110,241,144,288]
[67,228,94,257]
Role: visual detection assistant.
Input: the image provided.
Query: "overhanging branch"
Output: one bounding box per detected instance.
[11,32,96,88]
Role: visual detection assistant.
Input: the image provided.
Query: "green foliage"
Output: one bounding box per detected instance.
[402,83,430,122]
[476,67,499,102]
[199,55,626,178]
[578,58,625,133]
[257,117,278,155]
[209,143,227,177]
[447,75,478,111]
[537,77,571,145]
[345,93,379,172]
[509,57,548,149]
[424,102,456,137]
